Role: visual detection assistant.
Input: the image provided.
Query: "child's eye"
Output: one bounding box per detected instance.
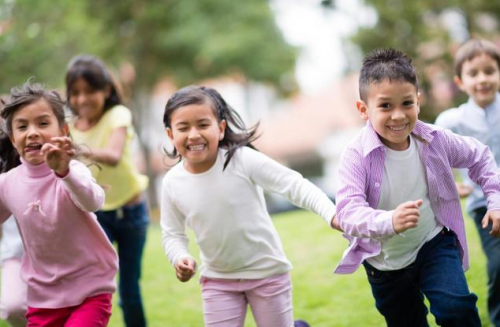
[379,103,391,109]
[468,70,478,77]
[17,125,27,130]
[403,101,414,107]
[485,68,497,75]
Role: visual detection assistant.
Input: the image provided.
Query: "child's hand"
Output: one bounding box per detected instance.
[175,257,197,282]
[331,215,343,232]
[41,136,76,176]
[456,182,473,198]
[392,200,423,234]
[481,210,500,237]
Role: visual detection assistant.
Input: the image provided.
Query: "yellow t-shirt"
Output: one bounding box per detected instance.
[69,105,148,210]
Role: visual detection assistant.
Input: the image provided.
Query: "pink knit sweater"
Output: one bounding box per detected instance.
[0,159,118,308]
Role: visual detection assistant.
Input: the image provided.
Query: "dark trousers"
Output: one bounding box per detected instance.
[96,200,149,327]
[471,206,500,327]
[363,228,480,327]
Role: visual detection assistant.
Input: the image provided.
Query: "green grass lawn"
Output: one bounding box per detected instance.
[0,210,492,326]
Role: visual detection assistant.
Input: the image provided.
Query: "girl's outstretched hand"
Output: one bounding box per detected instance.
[482,210,500,237]
[175,257,197,282]
[42,136,76,176]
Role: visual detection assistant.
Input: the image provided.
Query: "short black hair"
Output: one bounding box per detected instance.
[359,48,419,102]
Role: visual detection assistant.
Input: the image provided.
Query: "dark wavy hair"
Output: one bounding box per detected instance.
[65,55,122,115]
[163,85,260,170]
[359,48,419,102]
[0,81,66,172]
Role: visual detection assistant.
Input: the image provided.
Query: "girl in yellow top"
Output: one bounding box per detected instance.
[66,55,149,327]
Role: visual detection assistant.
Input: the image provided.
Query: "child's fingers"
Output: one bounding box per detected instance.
[490,219,500,237]
[482,213,490,230]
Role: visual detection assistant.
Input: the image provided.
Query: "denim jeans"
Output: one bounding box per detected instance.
[471,206,500,327]
[96,200,149,327]
[363,228,480,327]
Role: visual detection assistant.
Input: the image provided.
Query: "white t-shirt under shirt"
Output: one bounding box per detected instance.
[367,135,443,271]
[161,147,337,280]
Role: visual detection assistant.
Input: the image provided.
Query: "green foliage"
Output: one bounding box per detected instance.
[325,0,500,121]
[0,0,296,93]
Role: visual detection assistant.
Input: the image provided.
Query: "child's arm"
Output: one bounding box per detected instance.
[335,147,396,239]
[43,136,104,211]
[444,130,500,234]
[80,127,127,167]
[160,176,197,280]
[244,148,337,227]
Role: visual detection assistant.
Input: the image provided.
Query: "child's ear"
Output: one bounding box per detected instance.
[166,128,173,141]
[61,124,69,136]
[453,75,465,92]
[218,120,227,141]
[105,85,112,99]
[356,100,369,121]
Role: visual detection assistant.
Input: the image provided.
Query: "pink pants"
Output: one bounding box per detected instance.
[200,272,293,327]
[26,293,112,327]
[0,258,28,327]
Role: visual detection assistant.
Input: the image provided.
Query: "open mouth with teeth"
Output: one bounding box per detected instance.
[187,144,206,151]
[387,124,408,132]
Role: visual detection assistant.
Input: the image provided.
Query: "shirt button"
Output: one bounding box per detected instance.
[374,182,380,188]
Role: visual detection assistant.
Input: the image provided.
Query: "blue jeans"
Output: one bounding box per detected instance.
[363,228,480,327]
[96,200,149,327]
[471,206,500,327]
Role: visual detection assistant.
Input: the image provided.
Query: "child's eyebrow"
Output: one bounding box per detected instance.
[13,114,52,124]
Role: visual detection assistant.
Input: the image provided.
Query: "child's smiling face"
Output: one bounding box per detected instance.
[9,99,68,165]
[455,53,500,109]
[357,79,420,151]
[167,102,226,174]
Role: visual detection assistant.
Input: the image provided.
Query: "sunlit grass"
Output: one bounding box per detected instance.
[0,209,491,326]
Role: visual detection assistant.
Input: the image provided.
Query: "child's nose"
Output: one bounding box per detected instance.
[27,125,40,137]
[188,128,201,139]
[391,108,405,120]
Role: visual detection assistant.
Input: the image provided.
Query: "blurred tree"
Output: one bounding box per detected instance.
[323,0,500,121]
[0,0,297,93]
[0,0,297,207]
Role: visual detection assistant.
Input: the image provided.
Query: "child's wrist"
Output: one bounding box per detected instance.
[54,167,70,178]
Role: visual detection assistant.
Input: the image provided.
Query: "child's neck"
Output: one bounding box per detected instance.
[75,116,101,131]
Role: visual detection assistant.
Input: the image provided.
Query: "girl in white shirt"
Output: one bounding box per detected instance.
[161,85,337,327]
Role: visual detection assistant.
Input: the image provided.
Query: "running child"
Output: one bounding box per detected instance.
[435,38,500,327]
[0,82,118,326]
[66,55,150,327]
[335,48,500,327]
[161,85,337,327]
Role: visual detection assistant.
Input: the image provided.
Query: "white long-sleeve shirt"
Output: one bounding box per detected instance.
[161,147,336,279]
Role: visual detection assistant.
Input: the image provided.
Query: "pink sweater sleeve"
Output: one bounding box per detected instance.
[57,160,105,212]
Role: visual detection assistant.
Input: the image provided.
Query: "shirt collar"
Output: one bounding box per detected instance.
[467,92,500,116]
[19,157,52,178]
[362,120,434,157]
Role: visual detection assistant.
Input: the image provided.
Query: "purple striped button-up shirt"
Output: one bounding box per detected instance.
[335,120,500,274]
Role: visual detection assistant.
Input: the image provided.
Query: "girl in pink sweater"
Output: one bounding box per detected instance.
[0,82,118,327]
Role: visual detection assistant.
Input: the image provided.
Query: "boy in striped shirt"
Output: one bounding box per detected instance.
[335,48,500,327]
